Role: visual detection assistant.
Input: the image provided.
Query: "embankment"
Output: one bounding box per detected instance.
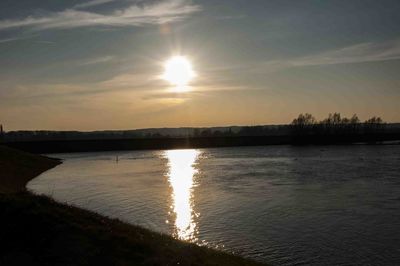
[0,145,264,266]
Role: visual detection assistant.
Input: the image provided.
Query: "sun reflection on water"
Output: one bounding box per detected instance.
[165,149,200,241]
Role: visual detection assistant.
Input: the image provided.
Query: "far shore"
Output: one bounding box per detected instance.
[4,132,400,154]
[0,145,265,266]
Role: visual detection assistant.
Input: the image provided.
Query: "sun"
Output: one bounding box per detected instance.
[162,56,196,87]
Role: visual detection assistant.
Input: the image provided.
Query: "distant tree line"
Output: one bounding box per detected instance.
[2,126,291,141]
[192,126,290,138]
[291,113,385,135]
[2,114,399,143]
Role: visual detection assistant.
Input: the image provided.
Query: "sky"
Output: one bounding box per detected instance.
[0,0,399,131]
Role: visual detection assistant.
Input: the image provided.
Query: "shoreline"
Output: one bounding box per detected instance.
[0,145,265,265]
[4,132,400,154]
[0,145,61,194]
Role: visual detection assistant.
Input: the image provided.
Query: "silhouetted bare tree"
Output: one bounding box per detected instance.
[292,113,317,126]
[365,116,383,124]
[291,112,386,136]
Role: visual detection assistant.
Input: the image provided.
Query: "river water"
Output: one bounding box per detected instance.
[28,145,400,265]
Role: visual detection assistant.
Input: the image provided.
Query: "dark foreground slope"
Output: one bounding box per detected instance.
[0,145,60,193]
[0,146,263,266]
[0,193,262,266]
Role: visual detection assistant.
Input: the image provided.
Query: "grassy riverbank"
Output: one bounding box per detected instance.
[0,145,264,266]
[0,145,60,193]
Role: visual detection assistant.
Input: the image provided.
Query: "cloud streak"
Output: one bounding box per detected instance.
[263,39,400,70]
[0,35,37,43]
[79,55,115,65]
[0,0,201,31]
[0,37,23,43]
[73,0,116,9]
[292,39,400,66]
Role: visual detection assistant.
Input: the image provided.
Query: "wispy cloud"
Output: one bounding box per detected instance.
[0,35,35,43]
[264,39,400,70]
[100,72,160,88]
[0,37,22,43]
[216,14,246,20]
[73,0,116,9]
[291,39,400,66]
[34,40,56,44]
[0,0,201,31]
[79,55,115,65]
[0,35,55,44]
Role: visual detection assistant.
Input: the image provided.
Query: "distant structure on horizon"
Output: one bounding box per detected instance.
[0,124,3,142]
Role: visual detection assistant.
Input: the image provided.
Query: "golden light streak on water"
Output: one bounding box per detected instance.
[165,149,200,241]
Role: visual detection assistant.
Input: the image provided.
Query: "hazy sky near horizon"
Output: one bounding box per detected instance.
[1,0,399,130]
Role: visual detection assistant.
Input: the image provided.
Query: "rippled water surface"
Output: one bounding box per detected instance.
[28,145,400,265]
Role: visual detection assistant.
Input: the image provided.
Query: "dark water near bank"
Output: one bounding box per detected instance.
[28,145,400,265]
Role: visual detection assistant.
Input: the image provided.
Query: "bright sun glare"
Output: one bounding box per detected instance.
[162,56,195,88]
